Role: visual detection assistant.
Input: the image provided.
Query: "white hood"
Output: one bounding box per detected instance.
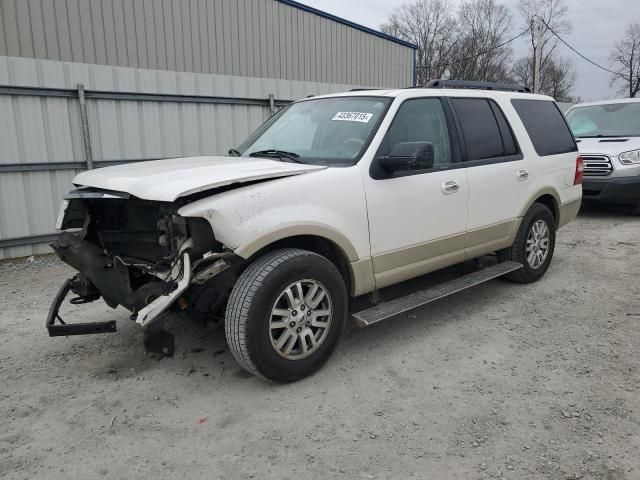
[576,137,640,156]
[73,156,326,202]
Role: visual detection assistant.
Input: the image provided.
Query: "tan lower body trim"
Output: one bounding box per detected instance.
[372,233,466,273]
[374,249,466,290]
[465,219,520,259]
[558,198,581,229]
[367,220,521,293]
[349,258,375,297]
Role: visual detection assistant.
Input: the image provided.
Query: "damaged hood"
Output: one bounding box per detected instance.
[72,156,326,201]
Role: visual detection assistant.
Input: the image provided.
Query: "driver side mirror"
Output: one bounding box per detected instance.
[378,142,434,175]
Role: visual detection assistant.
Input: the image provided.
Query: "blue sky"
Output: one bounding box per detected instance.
[300,0,640,101]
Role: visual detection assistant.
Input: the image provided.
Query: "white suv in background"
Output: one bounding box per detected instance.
[566,98,640,208]
[50,80,582,382]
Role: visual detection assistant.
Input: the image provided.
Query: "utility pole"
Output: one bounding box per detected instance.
[533,16,543,94]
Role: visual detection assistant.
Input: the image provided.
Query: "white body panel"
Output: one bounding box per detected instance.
[465,160,529,231]
[363,168,469,263]
[72,156,325,202]
[178,166,371,261]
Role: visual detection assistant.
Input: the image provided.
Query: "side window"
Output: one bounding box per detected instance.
[489,102,519,156]
[377,98,452,166]
[451,98,517,161]
[511,99,577,156]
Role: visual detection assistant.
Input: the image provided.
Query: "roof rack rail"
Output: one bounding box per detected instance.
[349,88,377,91]
[426,79,531,93]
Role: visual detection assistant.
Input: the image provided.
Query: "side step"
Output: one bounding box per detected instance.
[352,261,523,328]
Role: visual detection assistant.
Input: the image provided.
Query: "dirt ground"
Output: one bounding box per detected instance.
[1,205,639,480]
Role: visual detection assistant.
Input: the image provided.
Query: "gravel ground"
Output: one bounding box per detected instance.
[1,205,639,480]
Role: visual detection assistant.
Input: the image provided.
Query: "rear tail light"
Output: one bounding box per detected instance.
[574,156,584,185]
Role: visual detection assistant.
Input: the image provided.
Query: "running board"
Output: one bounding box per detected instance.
[352,261,523,328]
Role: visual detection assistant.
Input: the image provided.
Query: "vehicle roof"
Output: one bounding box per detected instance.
[568,97,640,109]
[305,88,554,102]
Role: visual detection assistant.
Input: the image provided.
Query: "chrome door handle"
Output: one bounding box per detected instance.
[441,180,459,194]
[517,169,529,181]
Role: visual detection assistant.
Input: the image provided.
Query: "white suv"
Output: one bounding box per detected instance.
[566,98,640,208]
[50,80,582,382]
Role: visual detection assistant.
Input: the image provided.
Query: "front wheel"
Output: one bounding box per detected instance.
[498,203,556,283]
[225,249,347,382]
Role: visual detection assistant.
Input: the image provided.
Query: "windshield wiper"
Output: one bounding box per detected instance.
[228,148,242,157]
[248,149,303,163]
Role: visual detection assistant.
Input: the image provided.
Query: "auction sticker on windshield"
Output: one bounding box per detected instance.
[332,112,374,123]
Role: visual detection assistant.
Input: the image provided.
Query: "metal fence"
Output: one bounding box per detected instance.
[0,56,358,259]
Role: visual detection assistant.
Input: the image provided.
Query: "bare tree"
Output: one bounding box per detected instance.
[511,0,575,97]
[518,0,571,75]
[447,0,514,82]
[381,0,457,85]
[510,57,533,86]
[610,22,640,98]
[510,55,575,100]
[545,56,575,101]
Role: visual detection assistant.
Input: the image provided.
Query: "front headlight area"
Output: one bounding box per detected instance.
[619,149,640,165]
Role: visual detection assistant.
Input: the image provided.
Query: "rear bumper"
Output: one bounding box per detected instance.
[582,176,640,205]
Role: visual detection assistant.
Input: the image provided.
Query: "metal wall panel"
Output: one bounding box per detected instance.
[0,55,361,259]
[0,0,415,88]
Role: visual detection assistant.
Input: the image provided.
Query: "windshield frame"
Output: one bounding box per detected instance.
[566,102,640,138]
[235,95,394,166]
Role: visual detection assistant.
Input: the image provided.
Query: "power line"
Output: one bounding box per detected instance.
[538,17,625,78]
[415,26,531,71]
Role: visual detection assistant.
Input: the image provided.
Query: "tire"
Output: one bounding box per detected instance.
[225,248,348,382]
[498,202,556,283]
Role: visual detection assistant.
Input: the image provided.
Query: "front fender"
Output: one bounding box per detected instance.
[178,167,371,262]
[233,221,359,261]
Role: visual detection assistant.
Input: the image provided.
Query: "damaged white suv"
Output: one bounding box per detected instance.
[50,80,582,382]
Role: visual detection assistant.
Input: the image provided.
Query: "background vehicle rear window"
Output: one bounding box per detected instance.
[451,98,517,161]
[511,99,577,156]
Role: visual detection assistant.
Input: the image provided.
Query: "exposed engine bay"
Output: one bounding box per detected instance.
[48,187,242,354]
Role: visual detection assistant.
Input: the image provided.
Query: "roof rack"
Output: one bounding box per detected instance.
[349,88,377,92]
[425,79,531,93]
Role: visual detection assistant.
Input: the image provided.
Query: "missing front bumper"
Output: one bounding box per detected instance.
[46,279,175,357]
[46,276,117,336]
[134,253,192,327]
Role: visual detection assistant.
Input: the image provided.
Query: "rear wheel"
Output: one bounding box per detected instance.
[225,248,347,382]
[498,203,556,283]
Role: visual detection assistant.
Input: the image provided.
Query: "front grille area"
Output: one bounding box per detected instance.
[84,198,169,262]
[582,155,613,177]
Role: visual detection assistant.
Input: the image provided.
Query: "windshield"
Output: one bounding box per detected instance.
[236,96,392,165]
[566,102,640,138]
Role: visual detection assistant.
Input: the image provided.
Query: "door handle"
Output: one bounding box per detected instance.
[516,169,529,181]
[441,180,459,194]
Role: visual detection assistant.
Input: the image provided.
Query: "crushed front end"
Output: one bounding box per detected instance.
[48,188,238,356]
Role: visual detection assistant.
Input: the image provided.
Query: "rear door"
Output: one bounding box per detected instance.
[510,99,580,207]
[363,97,468,288]
[448,97,529,258]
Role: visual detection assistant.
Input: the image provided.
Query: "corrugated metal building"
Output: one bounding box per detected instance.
[0,0,417,259]
[0,0,415,88]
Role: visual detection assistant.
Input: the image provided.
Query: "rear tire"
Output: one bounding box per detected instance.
[498,203,556,283]
[225,248,347,382]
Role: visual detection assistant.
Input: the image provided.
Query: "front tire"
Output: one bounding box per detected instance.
[225,249,347,382]
[498,203,556,283]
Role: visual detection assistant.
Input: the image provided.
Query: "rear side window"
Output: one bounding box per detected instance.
[511,99,577,156]
[451,98,518,161]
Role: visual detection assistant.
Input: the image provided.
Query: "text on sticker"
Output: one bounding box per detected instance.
[332,112,374,123]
